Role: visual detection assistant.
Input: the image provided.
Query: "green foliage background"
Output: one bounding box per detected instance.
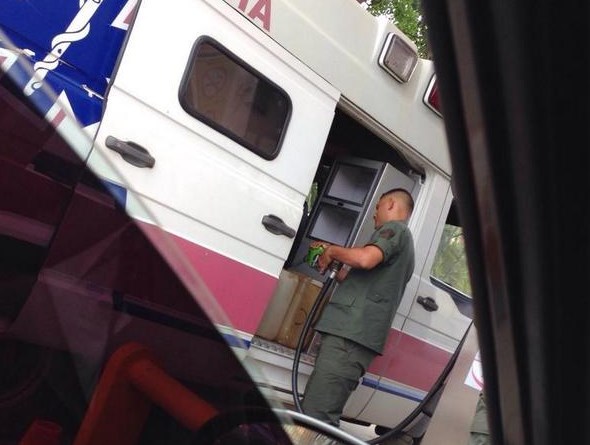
[431,225,472,296]
[365,0,430,59]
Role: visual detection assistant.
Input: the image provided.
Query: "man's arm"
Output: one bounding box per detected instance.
[316,244,384,274]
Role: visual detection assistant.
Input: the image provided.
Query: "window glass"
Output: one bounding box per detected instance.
[179,38,291,160]
[431,223,472,297]
[1,61,281,444]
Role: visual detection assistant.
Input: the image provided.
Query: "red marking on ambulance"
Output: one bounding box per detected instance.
[236,0,271,31]
[370,330,451,391]
[51,108,66,127]
[112,0,138,31]
[142,225,279,334]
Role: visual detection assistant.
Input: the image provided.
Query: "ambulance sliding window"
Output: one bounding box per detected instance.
[431,221,471,296]
[179,37,291,160]
[430,202,473,317]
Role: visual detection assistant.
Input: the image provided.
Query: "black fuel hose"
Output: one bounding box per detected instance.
[290,265,474,444]
[291,261,340,413]
[365,320,474,444]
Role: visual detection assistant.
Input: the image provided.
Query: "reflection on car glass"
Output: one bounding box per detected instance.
[0,72,278,444]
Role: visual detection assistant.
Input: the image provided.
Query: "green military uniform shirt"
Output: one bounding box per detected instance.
[314,220,415,354]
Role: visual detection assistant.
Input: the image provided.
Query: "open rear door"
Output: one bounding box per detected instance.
[87,0,339,332]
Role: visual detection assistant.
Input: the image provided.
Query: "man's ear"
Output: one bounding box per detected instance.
[388,196,396,210]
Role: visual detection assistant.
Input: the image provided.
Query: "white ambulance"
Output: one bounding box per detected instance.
[0,0,472,435]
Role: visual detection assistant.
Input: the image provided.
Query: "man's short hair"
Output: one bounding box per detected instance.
[381,188,414,214]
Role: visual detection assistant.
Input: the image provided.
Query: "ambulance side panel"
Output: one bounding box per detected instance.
[87,0,339,334]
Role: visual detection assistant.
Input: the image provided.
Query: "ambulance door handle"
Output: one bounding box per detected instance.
[261,214,296,238]
[105,135,155,168]
[417,296,439,312]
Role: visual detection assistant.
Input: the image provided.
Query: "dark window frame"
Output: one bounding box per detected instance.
[178,36,292,160]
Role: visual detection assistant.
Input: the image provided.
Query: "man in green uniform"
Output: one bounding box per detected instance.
[302,188,415,427]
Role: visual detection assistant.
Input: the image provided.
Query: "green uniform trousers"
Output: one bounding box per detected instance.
[468,391,490,445]
[301,334,376,426]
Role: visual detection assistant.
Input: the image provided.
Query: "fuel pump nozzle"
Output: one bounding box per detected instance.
[305,245,342,278]
[327,260,342,279]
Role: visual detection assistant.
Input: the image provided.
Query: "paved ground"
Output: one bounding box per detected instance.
[340,421,415,444]
[340,420,376,441]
